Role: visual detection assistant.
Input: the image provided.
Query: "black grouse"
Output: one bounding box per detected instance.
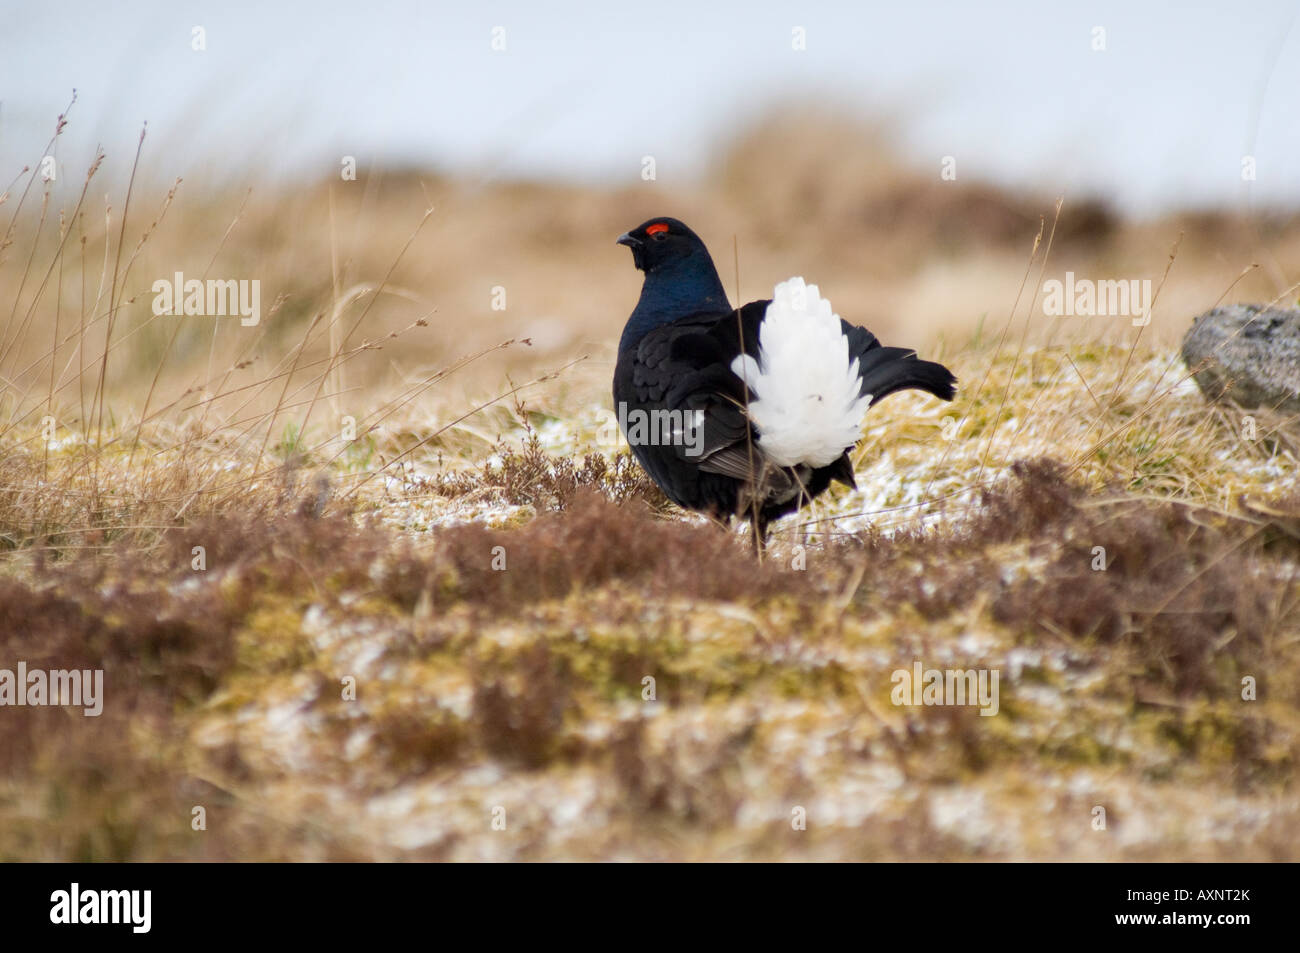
[613,217,956,546]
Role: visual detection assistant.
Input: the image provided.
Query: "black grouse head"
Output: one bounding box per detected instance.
[616,217,709,274]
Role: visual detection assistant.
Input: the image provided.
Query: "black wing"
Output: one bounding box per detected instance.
[613,303,781,509]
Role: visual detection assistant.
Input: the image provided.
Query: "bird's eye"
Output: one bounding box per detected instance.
[647,223,669,240]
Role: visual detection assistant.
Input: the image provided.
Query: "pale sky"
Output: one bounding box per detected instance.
[2,0,1298,216]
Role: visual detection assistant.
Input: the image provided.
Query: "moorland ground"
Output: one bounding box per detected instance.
[1,110,1297,860]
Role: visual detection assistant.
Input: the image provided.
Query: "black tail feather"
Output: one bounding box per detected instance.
[861,354,957,405]
[840,321,957,405]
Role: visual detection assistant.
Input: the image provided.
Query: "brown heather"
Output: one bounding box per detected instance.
[1,108,1298,860]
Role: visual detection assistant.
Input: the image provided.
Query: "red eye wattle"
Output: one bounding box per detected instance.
[646,223,669,236]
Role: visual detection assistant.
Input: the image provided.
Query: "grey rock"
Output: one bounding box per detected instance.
[1181,304,1300,414]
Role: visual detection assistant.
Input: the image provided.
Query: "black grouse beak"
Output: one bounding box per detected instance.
[616,232,642,249]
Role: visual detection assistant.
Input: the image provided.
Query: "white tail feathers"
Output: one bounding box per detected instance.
[730,277,872,468]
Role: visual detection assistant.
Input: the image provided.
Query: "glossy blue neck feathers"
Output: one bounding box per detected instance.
[619,253,731,352]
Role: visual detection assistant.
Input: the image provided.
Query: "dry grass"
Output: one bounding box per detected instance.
[3,456,1296,860]
[1,106,1298,861]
